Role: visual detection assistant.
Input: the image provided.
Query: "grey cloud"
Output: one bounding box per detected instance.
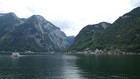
[27,7,36,13]
[50,20,78,36]
[129,0,140,7]
[51,20,75,29]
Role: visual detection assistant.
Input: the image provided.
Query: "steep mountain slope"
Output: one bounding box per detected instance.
[70,6,140,53]
[69,22,111,51]
[67,36,75,44]
[93,7,140,52]
[0,13,70,52]
[0,12,22,38]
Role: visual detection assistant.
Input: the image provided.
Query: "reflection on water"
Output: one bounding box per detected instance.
[0,55,83,79]
[76,55,140,79]
[0,55,140,79]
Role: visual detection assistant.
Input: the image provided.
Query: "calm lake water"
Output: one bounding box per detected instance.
[0,54,140,79]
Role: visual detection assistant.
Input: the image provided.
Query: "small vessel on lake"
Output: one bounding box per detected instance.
[11,52,20,57]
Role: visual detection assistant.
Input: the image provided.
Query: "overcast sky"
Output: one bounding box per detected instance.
[0,0,140,36]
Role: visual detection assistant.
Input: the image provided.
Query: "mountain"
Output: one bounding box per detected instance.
[0,12,22,38]
[70,6,140,53]
[93,7,140,53]
[69,22,111,51]
[67,36,75,44]
[0,13,70,52]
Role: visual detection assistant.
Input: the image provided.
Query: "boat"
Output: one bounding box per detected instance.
[11,52,20,57]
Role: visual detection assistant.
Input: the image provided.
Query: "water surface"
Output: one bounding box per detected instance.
[0,55,140,79]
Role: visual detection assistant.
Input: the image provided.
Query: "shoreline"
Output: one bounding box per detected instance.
[0,50,140,55]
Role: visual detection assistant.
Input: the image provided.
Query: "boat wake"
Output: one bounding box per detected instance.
[11,52,20,57]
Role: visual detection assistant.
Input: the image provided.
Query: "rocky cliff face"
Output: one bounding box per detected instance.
[0,13,70,52]
[0,12,22,37]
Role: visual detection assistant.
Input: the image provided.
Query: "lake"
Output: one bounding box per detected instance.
[0,54,140,79]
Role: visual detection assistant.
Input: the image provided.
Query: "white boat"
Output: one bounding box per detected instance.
[11,52,20,57]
